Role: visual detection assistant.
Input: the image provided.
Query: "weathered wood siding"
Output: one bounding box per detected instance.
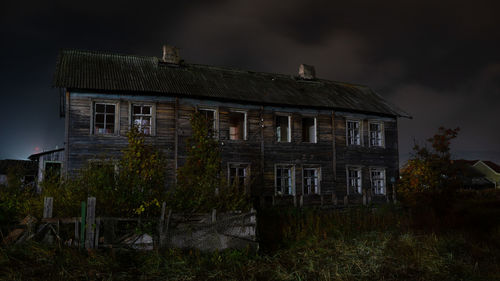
[66,92,399,206]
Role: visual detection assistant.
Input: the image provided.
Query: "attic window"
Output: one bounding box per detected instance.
[229,112,246,140]
[346,120,361,145]
[198,108,217,136]
[369,122,383,147]
[302,117,317,143]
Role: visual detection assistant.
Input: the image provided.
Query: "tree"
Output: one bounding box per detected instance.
[169,111,250,212]
[399,126,460,194]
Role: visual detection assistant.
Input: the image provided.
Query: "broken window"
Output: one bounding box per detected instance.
[276,115,291,142]
[198,109,217,136]
[302,117,317,143]
[94,103,116,134]
[229,163,249,191]
[370,168,386,195]
[369,122,383,147]
[229,112,246,140]
[133,105,153,135]
[303,167,320,195]
[44,162,61,181]
[276,165,294,195]
[347,167,362,195]
[346,120,361,145]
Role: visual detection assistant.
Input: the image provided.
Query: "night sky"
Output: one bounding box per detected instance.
[1,0,499,164]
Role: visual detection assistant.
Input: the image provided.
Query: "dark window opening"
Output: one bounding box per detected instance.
[229,112,245,140]
[302,117,316,143]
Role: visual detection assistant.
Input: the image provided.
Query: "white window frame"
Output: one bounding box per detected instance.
[275,164,295,195]
[368,121,384,147]
[346,119,361,146]
[228,110,247,141]
[370,167,386,195]
[346,166,362,195]
[302,116,317,143]
[198,107,218,138]
[302,165,321,195]
[91,101,120,135]
[130,103,156,136]
[275,114,291,143]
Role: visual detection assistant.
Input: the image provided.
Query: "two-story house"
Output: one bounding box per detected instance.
[53,46,410,207]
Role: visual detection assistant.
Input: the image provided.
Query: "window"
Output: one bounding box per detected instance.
[198,108,217,136]
[346,120,361,145]
[369,122,383,147]
[44,162,62,181]
[228,163,249,191]
[370,168,386,195]
[347,167,362,195]
[89,160,118,183]
[275,165,294,195]
[303,167,320,195]
[302,117,317,143]
[132,105,153,135]
[229,112,246,140]
[94,103,116,134]
[276,115,291,142]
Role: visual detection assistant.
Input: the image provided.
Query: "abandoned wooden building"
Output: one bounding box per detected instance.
[53,46,410,207]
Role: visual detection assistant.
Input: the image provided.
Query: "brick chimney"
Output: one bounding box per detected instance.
[298,64,316,80]
[162,44,180,64]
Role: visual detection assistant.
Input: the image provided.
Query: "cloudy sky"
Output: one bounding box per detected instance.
[1,0,499,164]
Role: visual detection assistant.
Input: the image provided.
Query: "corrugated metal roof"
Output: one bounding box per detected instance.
[53,49,411,118]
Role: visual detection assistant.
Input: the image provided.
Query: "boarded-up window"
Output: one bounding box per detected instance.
[370,168,386,195]
[94,103,116,134]
[347,167,362,194]
[303,167,320,194]
[229,112,246,140]
[369,122,383,147]
[346,120,361,145]
[276,115,290,142]
[133,105,152,135]
[276,165,294,195]
[302,117,316,143]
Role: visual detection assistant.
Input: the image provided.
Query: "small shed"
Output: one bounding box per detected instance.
[29,148,64,193]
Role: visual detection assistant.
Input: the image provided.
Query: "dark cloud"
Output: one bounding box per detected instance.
[0,0,499,164]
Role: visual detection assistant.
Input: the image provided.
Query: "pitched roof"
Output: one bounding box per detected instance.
[53,49,410,118]
[482,161,500,173]
[28,148,64,161]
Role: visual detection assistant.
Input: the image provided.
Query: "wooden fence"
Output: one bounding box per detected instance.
[35,197,258,251]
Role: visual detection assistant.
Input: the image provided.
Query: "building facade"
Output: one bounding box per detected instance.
[53,47,410,206]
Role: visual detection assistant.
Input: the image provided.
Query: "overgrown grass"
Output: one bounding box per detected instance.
[2,198,500,281]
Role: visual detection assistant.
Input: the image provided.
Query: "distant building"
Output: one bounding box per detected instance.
[0,159,37,188]
[453,160,499,189]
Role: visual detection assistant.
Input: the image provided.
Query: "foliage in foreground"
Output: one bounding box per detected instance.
[1,205,499,281]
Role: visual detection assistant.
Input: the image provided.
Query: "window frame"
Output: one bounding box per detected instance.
[302,165,321,195]
[43,161,63,181]
[275,114,292,143]
[301,116,317,143]
[368,121,384,148]
[346,119,362,146]
[275,164,295,196]
[197,107,218,138]
[370,167,386,195]
[130,103,156,136]
[91,100,120,136]
[228,110,248,141]
[346,165,362,195]
[227,162,250,192]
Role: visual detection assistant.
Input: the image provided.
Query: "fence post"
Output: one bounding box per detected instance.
[85,197,96,249]
[80,201,86,250]
[43,197,53,219]
[211,209,217,223]
[158,202,166,247]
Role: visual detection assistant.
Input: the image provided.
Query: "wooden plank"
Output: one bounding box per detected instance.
[85,197,96,249]
[43,197,53,219]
